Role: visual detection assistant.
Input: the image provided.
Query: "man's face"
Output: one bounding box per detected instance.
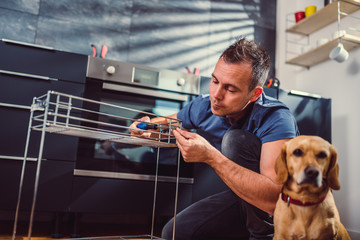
[209,57,262,122]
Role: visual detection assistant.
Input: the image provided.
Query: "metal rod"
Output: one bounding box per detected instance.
[337,0,342,44]
[0,69,57,81]
[1,38,54,50]
[65,95,72,126]
[54,94,60,125]
[27,92,51,239]
[172,145,181,240]
[50,91,180,122]
[150,147,161,239]
[0,102,31,110]
[59,234,165,240]
[12,97,36,240]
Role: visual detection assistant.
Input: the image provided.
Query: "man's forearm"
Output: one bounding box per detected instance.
[208,150,281,215]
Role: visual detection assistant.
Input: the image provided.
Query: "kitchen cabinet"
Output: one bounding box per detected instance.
[0,75,84,162]
[69,176,192,216]
[0,39,87,84]
[0,39,86,214]
[0,160,75,212]
[0,39,86,162]
[285,0,360,67]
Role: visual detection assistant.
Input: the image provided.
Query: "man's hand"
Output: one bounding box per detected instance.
[129,116,152,138]
[172,128,219,163]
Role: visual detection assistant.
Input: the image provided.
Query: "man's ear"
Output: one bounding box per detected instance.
[250,86,263,102]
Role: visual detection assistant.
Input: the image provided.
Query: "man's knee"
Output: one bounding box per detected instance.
[221,129,262,172]
[161,217,192,240]
[161,218,174,240]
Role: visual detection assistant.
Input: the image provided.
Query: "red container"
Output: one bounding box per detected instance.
[295,11,305,23]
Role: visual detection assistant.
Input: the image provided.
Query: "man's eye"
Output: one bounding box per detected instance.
[225,87,236,92]
[293,149,303,157]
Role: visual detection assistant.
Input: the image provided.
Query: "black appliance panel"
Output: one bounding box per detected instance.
[76,79,194,183]
[279,89,332,143]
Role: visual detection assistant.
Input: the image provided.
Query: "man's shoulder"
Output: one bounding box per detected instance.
[256,93,288,109]
[251,93,291,120]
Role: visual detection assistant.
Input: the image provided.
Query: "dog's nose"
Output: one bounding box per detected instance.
[304,166,319,179]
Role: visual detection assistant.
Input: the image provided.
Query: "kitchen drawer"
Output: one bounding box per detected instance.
[69,176,192,216]
[0,159,75,212]
[0,75,84,161]
[0,73,84,106]
[0,106,79,162]
[0,39,87,84]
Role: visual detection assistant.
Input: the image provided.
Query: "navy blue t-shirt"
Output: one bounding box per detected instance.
[177,93,299,150]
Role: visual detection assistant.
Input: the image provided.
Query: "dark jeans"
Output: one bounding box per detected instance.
[161,129,274,240]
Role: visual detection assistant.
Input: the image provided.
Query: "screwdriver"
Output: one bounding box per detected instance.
[137,122,179,130]
[137,122,159,130]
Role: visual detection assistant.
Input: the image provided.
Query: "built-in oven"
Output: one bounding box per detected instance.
[75,57,200,184]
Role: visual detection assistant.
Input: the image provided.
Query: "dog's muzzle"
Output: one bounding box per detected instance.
[297,166,323,187]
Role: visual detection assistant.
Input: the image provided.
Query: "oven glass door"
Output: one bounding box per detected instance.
[76,81,194,183]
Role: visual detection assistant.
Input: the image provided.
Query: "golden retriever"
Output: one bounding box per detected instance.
[273,135,350,240]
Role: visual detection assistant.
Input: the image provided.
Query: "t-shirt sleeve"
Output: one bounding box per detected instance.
[256,108,299,144]
[177,95,209,129]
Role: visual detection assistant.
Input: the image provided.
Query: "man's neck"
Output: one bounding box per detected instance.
[227,102,253,125]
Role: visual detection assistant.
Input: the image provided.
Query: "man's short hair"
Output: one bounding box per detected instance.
[220,37,270,91]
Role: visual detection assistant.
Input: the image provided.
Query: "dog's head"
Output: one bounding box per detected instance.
[275,135,340,191]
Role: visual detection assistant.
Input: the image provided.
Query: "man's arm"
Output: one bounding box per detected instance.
[173,128,287,215]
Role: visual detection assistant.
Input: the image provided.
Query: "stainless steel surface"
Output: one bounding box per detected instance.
[0,69,58,81]
[87,56,200,95]
[103,82,189,102]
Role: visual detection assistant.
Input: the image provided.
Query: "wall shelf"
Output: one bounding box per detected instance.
[285,0,360,67]
[286,34,360,67]
[286,0,360,36]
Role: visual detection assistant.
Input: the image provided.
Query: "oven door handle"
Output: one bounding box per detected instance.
[0,155,39,162]
[102,82,189,102]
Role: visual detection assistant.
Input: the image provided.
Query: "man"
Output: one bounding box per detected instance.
[130,37,299,239]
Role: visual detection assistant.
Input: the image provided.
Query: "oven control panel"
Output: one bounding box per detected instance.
[86,56,200,95]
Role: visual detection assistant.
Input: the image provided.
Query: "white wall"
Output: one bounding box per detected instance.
[276,0,360,238]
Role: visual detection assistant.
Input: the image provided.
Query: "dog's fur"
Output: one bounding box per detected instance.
[273,135,350,240]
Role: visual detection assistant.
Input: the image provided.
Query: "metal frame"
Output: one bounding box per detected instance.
[12,90,182,240]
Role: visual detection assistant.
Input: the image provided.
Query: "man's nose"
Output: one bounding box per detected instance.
[213,87,224,100]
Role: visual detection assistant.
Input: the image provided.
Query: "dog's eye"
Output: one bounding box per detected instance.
[316,151,327,159]
[293,148,303,156]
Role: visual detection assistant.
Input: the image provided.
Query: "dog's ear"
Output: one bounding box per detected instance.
[327,144,340,190]
[275,142,289,184]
